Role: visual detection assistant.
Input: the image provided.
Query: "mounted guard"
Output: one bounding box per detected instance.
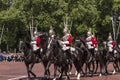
[86,29,97,59]
[47,26,56,49]
[49,26,56,39]
[31,31,41,54]
[107,33,115,53]
[61,25,73,51]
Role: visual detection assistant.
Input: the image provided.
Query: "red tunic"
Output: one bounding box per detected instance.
[62,33,73,47]
[36,36,41,48]
[91,37,97,48]
[112,41,115,49]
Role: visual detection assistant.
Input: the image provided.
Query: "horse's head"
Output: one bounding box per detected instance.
[19,40,31,53]
[19,40,24,52]
[38,33,48,49]
[74,39,81,48]
[103,41,108,50]
[74,37,86,49]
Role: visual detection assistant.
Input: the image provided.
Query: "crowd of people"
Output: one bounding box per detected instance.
[0,53,24,62]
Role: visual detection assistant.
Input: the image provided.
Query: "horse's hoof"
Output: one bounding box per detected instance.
[94,71,97,74]
[112,70,116,75]
[53,78,56,80]
[99,73,102,77]
[69,72,72,75]
[75,71,78,76]
[77,73,81,80]
[104,73,108,76]
[67,72,72,75]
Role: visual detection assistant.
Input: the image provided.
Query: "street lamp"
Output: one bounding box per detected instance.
[110,11,120,43]
[119,16,120,20]
[110,15,116,42]
[110,16,113,21]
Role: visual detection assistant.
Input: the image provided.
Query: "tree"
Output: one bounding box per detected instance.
[0,0,119,51]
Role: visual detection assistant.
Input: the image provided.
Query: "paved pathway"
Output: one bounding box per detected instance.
[0,62,120,80]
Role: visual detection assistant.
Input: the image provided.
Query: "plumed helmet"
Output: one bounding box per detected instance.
[49,29,54,34]
[34,31,37,35]
[108,33,112,40]
[63,25,68,33]
[87,28,92,36]
[49,26,54,34]
[87,31,91,35]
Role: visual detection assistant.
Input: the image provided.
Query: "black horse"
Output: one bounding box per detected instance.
[73,37,95,78]
[19,40,40,78]
[19,32,49,79]
[93,49,106,76]
[73,39,86,79]
[50,40,70,80]
[102,41,120,75]
[41,34,57,79]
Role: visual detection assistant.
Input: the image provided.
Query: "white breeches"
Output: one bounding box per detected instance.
[86,42,93,49]
[87,44,94,49]
[31,41,39,51]
[33,44,39,51]
[108,47,113,52]
[62,45,70,51]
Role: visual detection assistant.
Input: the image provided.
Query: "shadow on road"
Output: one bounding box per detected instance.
[19,77,63,80]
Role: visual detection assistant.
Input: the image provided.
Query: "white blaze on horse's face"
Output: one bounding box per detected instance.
[118,45,120,48]
[19,41,23,52]
[103,41,106,44]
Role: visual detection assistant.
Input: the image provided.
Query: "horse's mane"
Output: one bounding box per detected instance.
[25,41,31,49]
[79,36,87,48]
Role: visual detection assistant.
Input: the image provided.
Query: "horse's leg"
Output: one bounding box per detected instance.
[29,63,36,77]
[87,61,94,77]
[64,66,70,80]
[115,60,120,72]
[53,64,57,80]
[84,63,88,77]
[73,59,80,76]
[68,62,72,75]
[26,64,31,78]
[88,62,92,74]
[116,60,120,72]
[99,62,103,77]
[113,62,117,75]
[91,61,95,77]
[112,59,119,74]
[24,62,31,78]
[105,61,109,75]
[94,60,98,73]
[118,59,120,71]
[73,60,81,80]
[45,61,51,79]
[59,66,63,80]
[80,61,85,75]
[43,62,47,77]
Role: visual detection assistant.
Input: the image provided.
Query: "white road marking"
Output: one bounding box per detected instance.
[8,76,27,80]
[0,74,17,77]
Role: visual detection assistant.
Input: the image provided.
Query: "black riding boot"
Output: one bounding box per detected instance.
[89,49,95,60]
[66,49,72,63]
[34,49,42,62]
